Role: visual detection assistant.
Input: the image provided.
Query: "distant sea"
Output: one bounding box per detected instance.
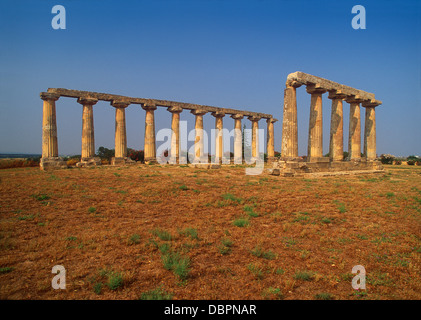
[0,153,42,159]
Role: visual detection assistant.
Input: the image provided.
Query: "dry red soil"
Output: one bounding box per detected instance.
[0,164,420,300]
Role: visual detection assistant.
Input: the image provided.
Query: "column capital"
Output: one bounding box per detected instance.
[247,115,261,122]
[40,92,60,101]
[231,113,244,120]
[362,99,382,108]
[77,97,98,106]
[345,94,364,104]
[286,80,304,88]
[306,83,327,94]
[211,111,225,118]
[266,117,278,124]
[167,106,183,113]
[142,103,157,111]
[111,100,130,108]
[328,90,347,100]
[191,109,207,116]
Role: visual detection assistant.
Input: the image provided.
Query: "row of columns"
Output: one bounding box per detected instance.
[281,82,380,162]
[40,93,277,168]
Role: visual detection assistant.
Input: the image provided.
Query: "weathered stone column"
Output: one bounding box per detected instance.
[306,84,327,161]
[142,104,157,163]
[40,92,67,170]
[248,116,261,158]
[328,91,346,162]
[212,111,225,163]
[362,101,380,161]
[191,109,207,163]
[111,100,130,165]
[76,97,101,167]
[281,81,301,158]
[168,106,182,164]
[231,114,244,164]
[266,118,277,160]
[346,95,364,161]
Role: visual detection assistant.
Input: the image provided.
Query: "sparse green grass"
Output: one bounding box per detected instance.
[139,286,173,300]
[179,228,198,240]
[152,228,173,241]
[244,205,259,217]
[32,193,50,201]
[128,234,141,245]
[262,287,284,300]
[250,246,275,260]
[93,282,103,295]
[107,271,124,290]
[247,263,264,280]
[18,214,35,221]
[315,292,334,300]
[179,184,189,191]
[0,267,14,274]
[65,236,77,241]
[294,271,314,281]
[88,206,96,214]
[233,217,249,227]
[161,251,190,281]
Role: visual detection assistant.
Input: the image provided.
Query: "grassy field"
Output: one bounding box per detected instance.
[0,164,420,300]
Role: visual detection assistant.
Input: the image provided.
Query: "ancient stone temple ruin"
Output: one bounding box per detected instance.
[273,71,383,176]
[39,71,383,176]
[39,88,276,170]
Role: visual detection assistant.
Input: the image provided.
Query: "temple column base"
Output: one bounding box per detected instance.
[40,157,68,170]
[76,157,102,168]
[111,157,135,166]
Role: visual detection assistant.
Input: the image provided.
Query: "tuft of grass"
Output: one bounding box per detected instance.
[222,193,243,204]
[152,228,173,241]
[0,267,14,274]
[93,282,103,295]
[250,246,276,260]
[139,286,173,300]
[32,193,50,201]
[262,287,284,300]
[88,207,96,214]
[65,236,77,241]
[18,214,35,221]
[161,251,190,281]
[179,184,189,191]
[233,217,249,227]
[247,263,264,280]
[244,205,259,217]
[106,271,124,290]
[315,293,334,300]
[128,234,141,245]
[179,228,198,240]
[294,271,314,281]
[321,217,331,224]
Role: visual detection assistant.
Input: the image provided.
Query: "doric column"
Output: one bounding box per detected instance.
[40,92,67,170]
[76,97,101,167]
[191,109,208,163]
[212,111,225,163]
[306,84,327,160]
[142,103,157,163]
[168,106,183,164]
[231,114,244,164]
[266,118,277,160]
[248,116,261,158]
[328,90,346,162]
[281,81,302,158]
[346,95,364,161]
[111,100,130,165]
[362,100,381,160]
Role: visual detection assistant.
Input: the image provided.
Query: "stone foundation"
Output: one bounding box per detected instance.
[111,157,135,166]
[270,158,383,177]
[40,157,68,170]
[76,157,102,168]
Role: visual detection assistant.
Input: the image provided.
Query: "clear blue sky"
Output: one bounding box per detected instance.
[0,0,420,157]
